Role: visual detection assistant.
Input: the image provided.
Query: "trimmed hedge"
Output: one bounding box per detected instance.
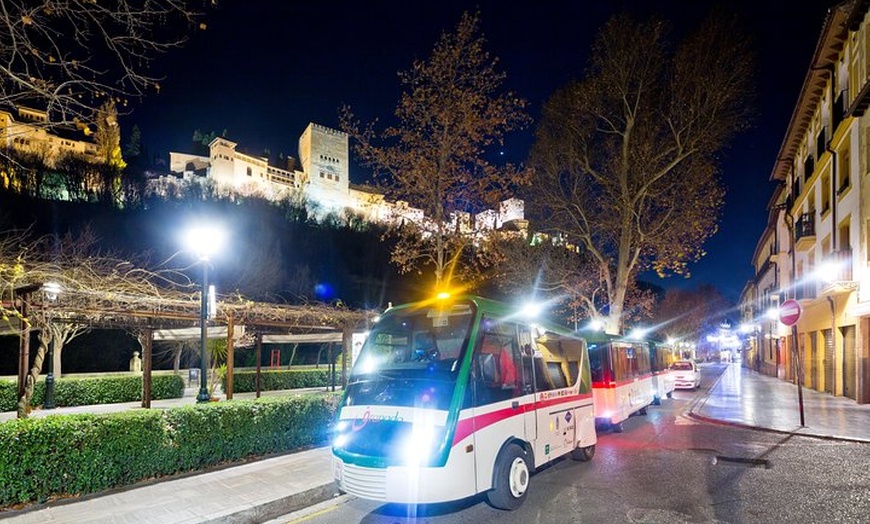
[224,369,344,393]
[0,374,186,412]
[0,394,339,507]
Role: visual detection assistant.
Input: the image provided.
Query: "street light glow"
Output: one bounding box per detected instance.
[628,327,647,340]
[44,281,61,300]
[520,301,542,319]
[184,224,226,261]
[817,260,839,283]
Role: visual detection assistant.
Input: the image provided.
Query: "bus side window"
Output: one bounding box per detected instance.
[546,362,568,389]
[479,353,498,386]
[567,360,579,385]
[589,346,603,382]
[519,344,535,394]
[533,355,553,391]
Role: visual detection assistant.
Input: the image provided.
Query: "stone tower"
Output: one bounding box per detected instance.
[298,123,350,213]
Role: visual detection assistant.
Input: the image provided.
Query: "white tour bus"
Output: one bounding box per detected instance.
[332,294,597,510]
[584,332,655,432]
[649,340,677,405]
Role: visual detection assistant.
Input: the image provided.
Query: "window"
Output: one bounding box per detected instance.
[816,129,826,160]
[473,320,525,405]
[838,147,850,194]
[246,167,252,177]
[821,174,831,214]
[839,220,851,251]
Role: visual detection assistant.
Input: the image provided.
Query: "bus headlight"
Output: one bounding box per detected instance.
[400,423,445,466]
[332,420,351,450]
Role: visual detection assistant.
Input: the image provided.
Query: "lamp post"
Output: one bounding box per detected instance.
[185,225,225,404]
[43,281,61,409]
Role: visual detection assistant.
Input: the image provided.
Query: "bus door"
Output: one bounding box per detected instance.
[517,326,537,444]
[471,320,533,476]
[529,334,576,464]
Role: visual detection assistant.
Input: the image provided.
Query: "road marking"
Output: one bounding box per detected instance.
[272,494,349,524]
[628,508,730,523]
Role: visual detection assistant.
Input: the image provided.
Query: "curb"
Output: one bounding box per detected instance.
[204,483,340,524]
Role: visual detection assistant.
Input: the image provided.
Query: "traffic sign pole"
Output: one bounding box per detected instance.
[779,299,805,427]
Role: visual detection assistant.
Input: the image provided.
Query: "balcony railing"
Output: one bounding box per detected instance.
[757,257,772,278]
[795,212,815,239]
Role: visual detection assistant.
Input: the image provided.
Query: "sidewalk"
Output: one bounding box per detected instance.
[688,363,870,443]
[1,365,869,523]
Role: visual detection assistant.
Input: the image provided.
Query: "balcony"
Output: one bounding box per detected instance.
[819,249,857,295]
[757,257,773,278]
[794,212,815,252]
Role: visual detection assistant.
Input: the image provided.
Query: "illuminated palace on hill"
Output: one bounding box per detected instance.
[166,123,528,235]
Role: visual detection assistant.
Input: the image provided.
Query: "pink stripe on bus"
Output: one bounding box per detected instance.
[452,393,592,445]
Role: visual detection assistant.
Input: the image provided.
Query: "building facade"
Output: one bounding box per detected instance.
[742,0,870,403]
[0,107,99,164]
[167,122,527,235]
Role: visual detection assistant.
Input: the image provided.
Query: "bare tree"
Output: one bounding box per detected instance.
[0,1,210,130]
[492,234,655,328]
[650,285,730,342]
[340,10,531,290]
[524,10,754,334]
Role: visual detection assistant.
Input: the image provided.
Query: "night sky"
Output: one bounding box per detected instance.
[127,0,838,304]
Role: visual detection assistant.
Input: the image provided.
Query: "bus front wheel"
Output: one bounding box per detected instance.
[486,443,530,510]
[571,444,595,462]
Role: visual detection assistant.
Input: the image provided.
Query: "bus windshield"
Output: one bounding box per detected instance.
[345,301,475,410]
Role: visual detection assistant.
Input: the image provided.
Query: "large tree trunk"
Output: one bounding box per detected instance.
[18,334,49,418]
[173,343,183,372]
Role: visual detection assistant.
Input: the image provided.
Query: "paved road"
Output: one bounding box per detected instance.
[2,364,869,523]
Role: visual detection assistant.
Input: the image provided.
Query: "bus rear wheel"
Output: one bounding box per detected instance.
[486,443,530,510]
[571,444,595,462]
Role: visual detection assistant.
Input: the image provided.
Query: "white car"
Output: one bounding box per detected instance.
[671,360,701,389]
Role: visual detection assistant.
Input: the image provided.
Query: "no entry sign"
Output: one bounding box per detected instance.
[779,299,802,326]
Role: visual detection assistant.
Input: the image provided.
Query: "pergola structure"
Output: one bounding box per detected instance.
[6,287,377,409]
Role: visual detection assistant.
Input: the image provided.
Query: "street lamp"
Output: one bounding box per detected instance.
[184,225,226,403]
[43,281,61,409]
